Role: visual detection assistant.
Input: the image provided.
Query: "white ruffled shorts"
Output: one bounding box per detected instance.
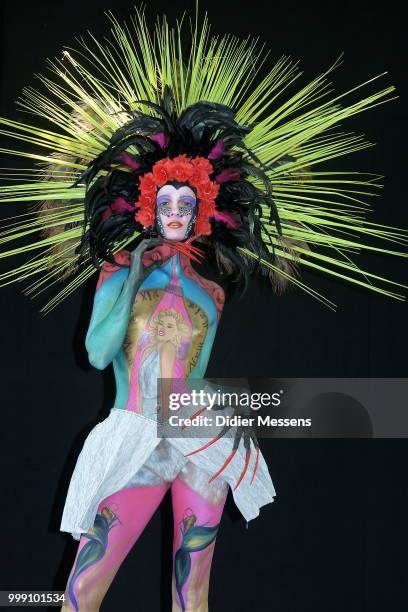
[61,408,276,540]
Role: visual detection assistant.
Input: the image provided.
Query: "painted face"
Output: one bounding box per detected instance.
[157,315,178,342]
[155,184,197,241]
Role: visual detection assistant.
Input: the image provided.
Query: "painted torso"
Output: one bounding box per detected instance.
[110,253,224,414]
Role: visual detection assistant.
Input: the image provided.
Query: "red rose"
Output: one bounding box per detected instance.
[174,154,189,163]
[171,161,194,182]
[155,158,171,172]
[196,181,219,200]
[192,157,213,174]
[152,164,168,186]
[135,208,154,227]
[199,199,216,215]
[192,168,211,183]
[139,172,156,192]
[195,218,212,236]
[138,192,155,207]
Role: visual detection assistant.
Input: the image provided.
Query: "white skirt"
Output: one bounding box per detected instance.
[60,409,276,540]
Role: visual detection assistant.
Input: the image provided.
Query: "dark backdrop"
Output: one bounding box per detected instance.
[1,1,407,611]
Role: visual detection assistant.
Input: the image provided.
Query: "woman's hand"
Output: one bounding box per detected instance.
[127,237,163,294]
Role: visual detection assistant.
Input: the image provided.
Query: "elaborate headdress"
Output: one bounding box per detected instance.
[0,9,406,311]
[74,88,285,289]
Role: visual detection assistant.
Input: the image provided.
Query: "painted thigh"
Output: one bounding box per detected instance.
[62,483,168,612]
[171,477,228,612]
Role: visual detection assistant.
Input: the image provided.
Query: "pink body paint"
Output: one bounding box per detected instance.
[126,256,193,413]
[171,478,227,611]
[63,477,227,612]
[63,484,168,611]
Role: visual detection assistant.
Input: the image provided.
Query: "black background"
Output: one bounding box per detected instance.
[0,1,407,610]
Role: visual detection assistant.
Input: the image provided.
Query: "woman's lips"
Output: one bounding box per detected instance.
[167,221,183,229]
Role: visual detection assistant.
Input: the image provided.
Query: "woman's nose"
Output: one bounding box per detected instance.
[168,199,181,215]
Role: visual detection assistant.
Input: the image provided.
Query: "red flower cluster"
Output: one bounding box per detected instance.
[135,155,219,236]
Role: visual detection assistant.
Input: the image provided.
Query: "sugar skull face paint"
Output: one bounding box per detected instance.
[155,184,197,241]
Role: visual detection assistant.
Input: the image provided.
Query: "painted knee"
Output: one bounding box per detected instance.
[172,570,211,611]
[66,576,104,612]
[172,543,217,612]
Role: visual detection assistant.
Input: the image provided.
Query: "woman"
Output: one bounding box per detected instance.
[61,166,275,611]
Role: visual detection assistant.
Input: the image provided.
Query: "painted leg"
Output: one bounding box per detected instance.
[171,477,227,612]
[61,483,168,612]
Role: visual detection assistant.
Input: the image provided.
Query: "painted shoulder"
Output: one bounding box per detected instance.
[96,250,130,291]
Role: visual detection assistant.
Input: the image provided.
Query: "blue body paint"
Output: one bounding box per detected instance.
[85,255,219,410]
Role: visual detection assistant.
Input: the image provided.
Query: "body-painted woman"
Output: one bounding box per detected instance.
[62,180,230,612]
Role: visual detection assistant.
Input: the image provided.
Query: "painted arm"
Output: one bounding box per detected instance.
[85,238,161,370]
